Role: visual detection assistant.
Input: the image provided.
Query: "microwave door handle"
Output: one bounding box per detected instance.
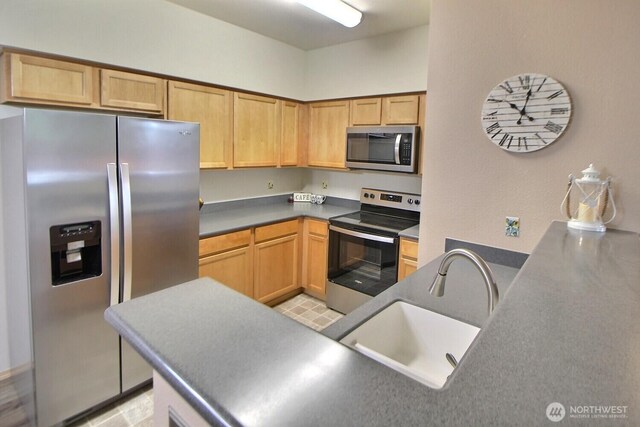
[394,134,401,164]
[329,225,396,244]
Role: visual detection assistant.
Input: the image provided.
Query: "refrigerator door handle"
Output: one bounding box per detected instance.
[120,162,133,302]
[107,163,120,306]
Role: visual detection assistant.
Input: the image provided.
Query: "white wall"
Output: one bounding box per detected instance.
[419,0,640,264]
[303,169,422,200]
[200,168,306,202]
[305,25,429,100]
[0,0,306,99]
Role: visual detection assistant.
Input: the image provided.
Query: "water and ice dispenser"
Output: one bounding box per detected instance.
[50,221,102,286]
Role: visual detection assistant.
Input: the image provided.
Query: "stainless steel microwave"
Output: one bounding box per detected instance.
[345,126,420,173]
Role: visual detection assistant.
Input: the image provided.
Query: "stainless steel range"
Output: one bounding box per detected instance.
[326,188,420,314]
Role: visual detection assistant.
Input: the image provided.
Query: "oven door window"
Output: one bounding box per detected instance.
[328,229,398,297]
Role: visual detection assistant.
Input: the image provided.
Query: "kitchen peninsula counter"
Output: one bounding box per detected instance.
[105,222,640,425]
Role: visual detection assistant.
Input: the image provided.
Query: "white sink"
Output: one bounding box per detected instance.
[339,301,480,389]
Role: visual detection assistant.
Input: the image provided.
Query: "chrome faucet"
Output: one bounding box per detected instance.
[429,249,499,314]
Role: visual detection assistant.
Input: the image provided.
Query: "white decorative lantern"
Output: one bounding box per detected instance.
[561,164,616,232]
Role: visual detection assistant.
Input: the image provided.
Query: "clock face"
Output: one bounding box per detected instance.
[481,74,572,152]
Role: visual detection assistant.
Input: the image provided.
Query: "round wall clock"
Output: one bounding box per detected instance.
[481,73,572,152]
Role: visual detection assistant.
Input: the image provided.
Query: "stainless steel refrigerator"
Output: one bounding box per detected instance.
[1,108,200,426]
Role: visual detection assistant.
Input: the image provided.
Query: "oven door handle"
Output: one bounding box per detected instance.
[329,225,396,244]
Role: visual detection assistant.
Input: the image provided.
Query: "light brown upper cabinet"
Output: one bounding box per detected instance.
[100,69,165,114]
[0,52,97,106]
[350,97,382,126]
[382,94,421,125]
[233,93,280,168]
[307,100,350,169]
[280,101,301,166]
[168,81,233,169]
[348,94,421,126]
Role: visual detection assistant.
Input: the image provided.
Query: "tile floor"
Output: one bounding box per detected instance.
[70,386,154,427]
[273,293,344,331]
[0,293,342,427]
[0,377,154,427]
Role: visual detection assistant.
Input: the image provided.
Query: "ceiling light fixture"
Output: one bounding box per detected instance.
[297,0,363,28]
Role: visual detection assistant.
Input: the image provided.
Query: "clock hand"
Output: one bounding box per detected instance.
[503,98,535,124]
[517,89,533,124]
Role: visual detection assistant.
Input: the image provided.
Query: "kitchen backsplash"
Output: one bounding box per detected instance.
[303,169,422,200]
[200,168,423,203]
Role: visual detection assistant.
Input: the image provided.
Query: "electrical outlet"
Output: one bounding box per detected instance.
[267,181,274,189]
[505,216,520,237]
[322,181,328,189]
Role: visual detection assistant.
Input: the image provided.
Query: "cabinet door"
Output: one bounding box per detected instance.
[280,101,300,166]
[254,229,299,303]
[100,69,165,113]
[382,95,420,125]
[398,238,419,280]
[303,219,328,298]
[1,53,96,106]
[308,100,350,168]
[234,93,280,167]
[168,81,233,169]
[199,246,253,298]
[199,229,253,297]
[350,97,381,125]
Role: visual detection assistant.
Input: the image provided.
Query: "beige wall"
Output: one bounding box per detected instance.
[419,0,640,264]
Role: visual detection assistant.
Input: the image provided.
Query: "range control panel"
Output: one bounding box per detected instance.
[360,188,421,212]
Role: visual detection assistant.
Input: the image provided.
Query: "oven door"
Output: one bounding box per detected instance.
[326,225,398,313]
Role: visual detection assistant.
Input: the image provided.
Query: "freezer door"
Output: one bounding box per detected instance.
[22,109,121,426]
[117,117,200,391]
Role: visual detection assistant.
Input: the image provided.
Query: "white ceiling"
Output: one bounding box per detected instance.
[166,0,431,50]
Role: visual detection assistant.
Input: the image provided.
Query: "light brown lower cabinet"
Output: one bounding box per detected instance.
[253,220,300,303]
[398,237,419,280]
[302,219,328,299]
[198,229,253,298]
[199,219,306,305]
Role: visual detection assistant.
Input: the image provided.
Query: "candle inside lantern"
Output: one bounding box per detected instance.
[577,201,596,223]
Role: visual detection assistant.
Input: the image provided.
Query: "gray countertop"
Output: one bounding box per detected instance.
[106,221,640,425]
[199,200,357,238]
[398,223,420,239]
